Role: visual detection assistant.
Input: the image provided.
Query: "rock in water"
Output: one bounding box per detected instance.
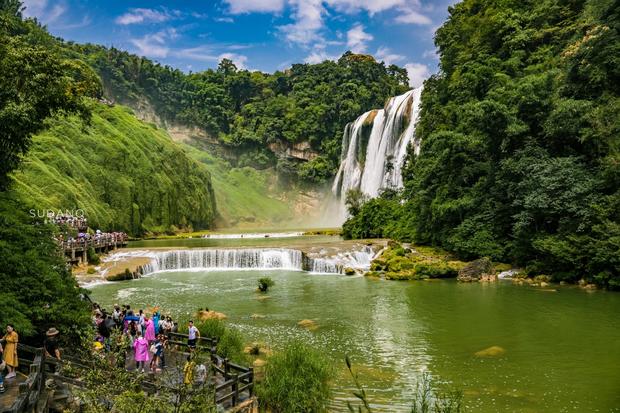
[474,346,506,357]
[297,319,318,331]
[458,257,495,282]
[196,310,227,320]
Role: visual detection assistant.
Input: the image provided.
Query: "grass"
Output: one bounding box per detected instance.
[11,102,216,236]
[181,144,296,227]
[256,341,334,413]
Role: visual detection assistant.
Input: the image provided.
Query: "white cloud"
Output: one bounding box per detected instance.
[224,0,285,14]
[116,8,173,25]
[22,0,66,24]
[327,0,406,14]
[215,17,235,23]
[405,62,430,87]
[130,28,178,58]
[394,9,432,25]
[347,24,373,53]
[278,0,325,46]
[375,46,404,65]
[305,49,339,64]
[218,53,249,69]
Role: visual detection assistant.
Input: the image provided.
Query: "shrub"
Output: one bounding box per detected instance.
[257,341,333,413]
[258,277,275,292]
[184,319,247,364]
[86,267,96,275]
[87,247,100,265]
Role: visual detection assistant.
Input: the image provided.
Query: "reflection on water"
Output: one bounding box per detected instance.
[89,270,620,412]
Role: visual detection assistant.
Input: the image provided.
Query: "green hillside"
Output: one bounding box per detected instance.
[11,102,217,235]
[181,144,295,227]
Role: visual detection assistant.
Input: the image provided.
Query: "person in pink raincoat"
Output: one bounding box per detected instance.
[133,331,149,373]
[144,315,156,343]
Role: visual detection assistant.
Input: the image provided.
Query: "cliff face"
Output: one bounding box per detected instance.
[268,141,320,161]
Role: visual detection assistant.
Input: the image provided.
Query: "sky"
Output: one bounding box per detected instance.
[21,0,459,87]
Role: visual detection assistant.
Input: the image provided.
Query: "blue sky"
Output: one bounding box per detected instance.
[21,0,458,87]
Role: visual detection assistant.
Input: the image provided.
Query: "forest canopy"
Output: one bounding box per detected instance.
[344,0,620,289]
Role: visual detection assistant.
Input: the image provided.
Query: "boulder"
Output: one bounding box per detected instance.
[196,310,227,320]
[458,257,494,282]
[474,346,506,357]
[297,319,318,331]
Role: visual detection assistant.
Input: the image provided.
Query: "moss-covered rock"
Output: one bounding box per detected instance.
[368,242,468,281]
[105,268,134,281]
[457,257,494,282]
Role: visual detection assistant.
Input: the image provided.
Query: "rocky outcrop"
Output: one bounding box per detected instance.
[457,257,495,282]
[268,141,319,161]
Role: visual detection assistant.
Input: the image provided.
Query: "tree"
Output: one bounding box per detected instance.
[0,6,100,188]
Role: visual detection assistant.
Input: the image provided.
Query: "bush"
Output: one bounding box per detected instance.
[87,247,100,265]
[86,267,96,274]
[258,277,275,292]
[257,341,334,412]
[184,319,247,364]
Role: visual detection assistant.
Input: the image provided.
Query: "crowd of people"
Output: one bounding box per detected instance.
[46,212,88,230]
[92,303,202,378]
[56,230,128,250]
[0,305,205,395]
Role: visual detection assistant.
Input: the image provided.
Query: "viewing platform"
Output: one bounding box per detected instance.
[61,233,128,265]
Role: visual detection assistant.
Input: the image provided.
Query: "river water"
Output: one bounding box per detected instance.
[89,236,620,412]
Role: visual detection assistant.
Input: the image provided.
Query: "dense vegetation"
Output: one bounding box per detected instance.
[0,0,93,342]
[11,103,217,235]
[70,45,409,182]
[344,0,620,289]
[0,194,91,343]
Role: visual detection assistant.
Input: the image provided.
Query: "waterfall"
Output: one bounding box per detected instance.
[307,246,378,275]
[133,246,379,276]
[141,248,303,275]
[332,87,423,220]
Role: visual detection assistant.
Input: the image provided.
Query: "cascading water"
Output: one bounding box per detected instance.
[331,87,423,220]
[141,249,303,274]
[130,246,379,276]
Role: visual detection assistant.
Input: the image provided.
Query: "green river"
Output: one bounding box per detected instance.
[89,236,620,412]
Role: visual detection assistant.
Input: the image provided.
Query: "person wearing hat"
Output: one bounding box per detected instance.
[44,328,61,360]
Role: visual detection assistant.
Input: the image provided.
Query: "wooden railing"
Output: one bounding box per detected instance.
[60,233,128,253]
[5,344,45,413]
[167,332,254,406]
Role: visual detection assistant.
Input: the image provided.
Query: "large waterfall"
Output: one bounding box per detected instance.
[331,87,423,219]
[136,247,378,276]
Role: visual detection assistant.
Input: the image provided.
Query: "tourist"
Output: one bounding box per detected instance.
[112,305,122,328]
[187,320,200,349]
[127,321,138,344]
[138,310,146,335]
[44,328,61,360]
[144,315,155,344]
[172,321,179,334]
[195,362,207,386]
[1,325,18,379]
[0,341,5,393]
[149,335,164,372]
[183,355,195,386]
[133,331,149,373]
[162,317,172,335]
[126,305,134,317]
[153,311,160,335]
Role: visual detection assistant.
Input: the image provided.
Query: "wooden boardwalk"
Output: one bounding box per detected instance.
[0,335,254,413]
[0,373,28,413]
